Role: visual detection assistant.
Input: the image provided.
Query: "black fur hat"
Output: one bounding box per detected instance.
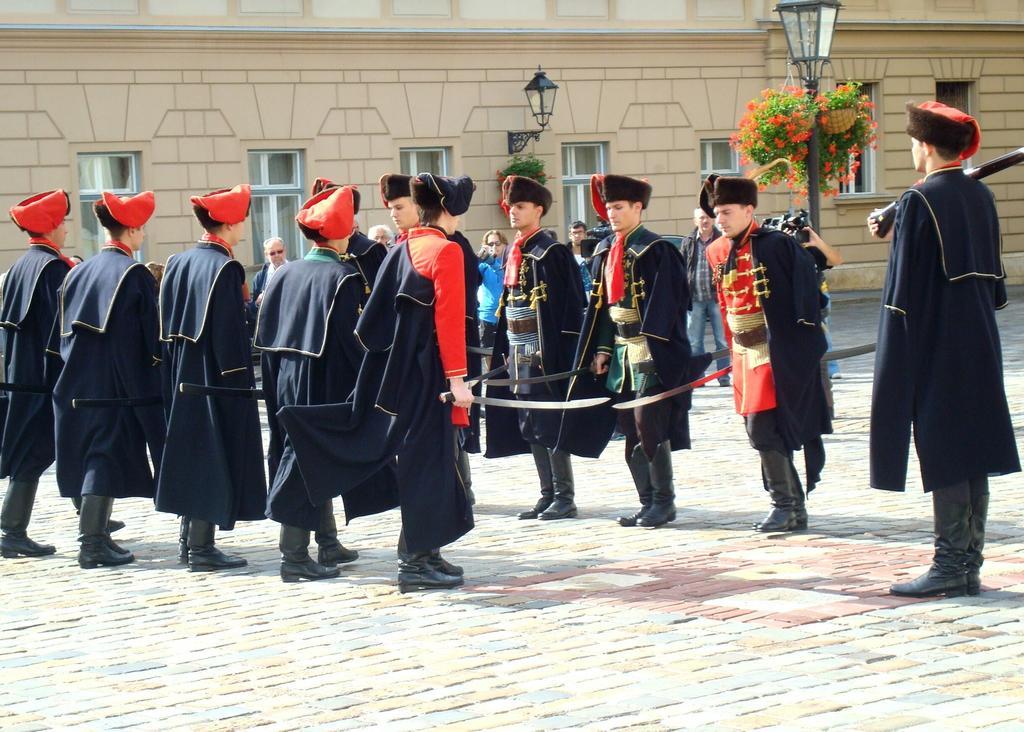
[905,101,981,160]
[501,175,553,215]
[411,173,475,216]
[598,174,652,208]
[378,174,412,206]
[699,174,757,218]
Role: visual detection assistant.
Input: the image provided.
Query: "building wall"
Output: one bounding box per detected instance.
[1,0,1022,287]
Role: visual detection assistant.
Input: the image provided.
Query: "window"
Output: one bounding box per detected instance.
[700,139,739,177]
[936,80,974,164]
[400,147,450,176]
[562,142,607,230]
[936,81,972,113]
[841,82,878,195]
[77,152,140,257]
[249,149,304,261]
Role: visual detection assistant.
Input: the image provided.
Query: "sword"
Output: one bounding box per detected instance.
[613,366,732,410]
[0,382,51,395]
[483,367,589,388]
[870,146,1024,237]
[823,342,875,361]
[612,341,877,410]
[72,396,163,409]
[466,361,510,388]
[442,393,610,410]
[179,383,265,400]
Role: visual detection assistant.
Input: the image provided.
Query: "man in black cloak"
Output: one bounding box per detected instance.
[567,174,710,528]
[486,175,587,521]
[277,173,475,593]
[257,184,398,583]
[50,190,164,568]
[869,101,1019,597]
[155,184,267,572]
[0,189,73,558]
[703,176,832,533]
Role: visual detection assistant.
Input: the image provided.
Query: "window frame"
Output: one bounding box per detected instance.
[77,151,142,258]
[839,82,879,197]
[561,141,608,232]
[400,146,450,176]
[248,148,306,262]
[699,138,740,177]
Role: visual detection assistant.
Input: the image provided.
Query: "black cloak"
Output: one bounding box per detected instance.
[277,241,472,554]
[0,246,70,481]
[560,227,710,459]
[870,168,1019,491]
[255,250,398,530]
[50,249,165,499]
[485,230,586,458]
[154,243,267,530]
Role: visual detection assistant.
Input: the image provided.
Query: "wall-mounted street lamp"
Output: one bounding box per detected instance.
[507,66,559,154]
[775,0,841,230]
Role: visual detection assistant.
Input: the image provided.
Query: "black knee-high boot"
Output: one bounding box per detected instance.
[753,450,801,532]
[618,444,653,527]
[538,449,576,520]
[187,519,247,572]
[78,495,134,569]
[891,488,970,598]
[280,524,340,583]
[315,499,358,566]
[1,479,55,558]
[519,443,555,519]
[638,441,675,528]
[966,477,989,596]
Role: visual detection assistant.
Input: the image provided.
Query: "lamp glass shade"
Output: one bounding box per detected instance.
[775,0,841,63]
[524,68,558,129]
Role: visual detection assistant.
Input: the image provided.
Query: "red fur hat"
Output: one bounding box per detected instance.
[296,185,356,241]
[189,184,251,225]
[905,101,981,160]
[101,190,155,228]
[9,189,70,234]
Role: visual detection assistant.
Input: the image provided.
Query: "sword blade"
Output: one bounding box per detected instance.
[484,367,589,388]
[824,342,876,361]
[613,366,732,410]
[476,395,610,410]
[466,361,510,388]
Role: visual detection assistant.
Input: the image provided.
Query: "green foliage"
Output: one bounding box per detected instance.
[497,154,547,185]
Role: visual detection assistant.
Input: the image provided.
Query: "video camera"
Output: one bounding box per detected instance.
[761,209,810,245]
[581,221,612,259]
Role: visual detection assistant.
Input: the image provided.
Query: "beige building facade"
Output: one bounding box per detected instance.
[0,0,1022,288]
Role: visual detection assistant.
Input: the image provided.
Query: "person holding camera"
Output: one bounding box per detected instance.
[477,230,506,349]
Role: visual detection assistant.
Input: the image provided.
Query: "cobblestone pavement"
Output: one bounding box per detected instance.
[2,291,1023,731]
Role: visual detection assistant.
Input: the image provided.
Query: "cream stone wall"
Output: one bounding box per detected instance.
[0,1,1022,287]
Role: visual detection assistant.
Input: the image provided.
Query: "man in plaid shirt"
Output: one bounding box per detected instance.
[681,208,730,386]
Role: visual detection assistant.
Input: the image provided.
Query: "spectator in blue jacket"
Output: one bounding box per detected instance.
[477,229,507,348]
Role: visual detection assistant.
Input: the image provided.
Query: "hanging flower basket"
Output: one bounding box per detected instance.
[731,82,878,200]
[819,106,856,134]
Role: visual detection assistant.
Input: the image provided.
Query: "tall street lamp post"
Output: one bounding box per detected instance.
[774,0,842,230]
